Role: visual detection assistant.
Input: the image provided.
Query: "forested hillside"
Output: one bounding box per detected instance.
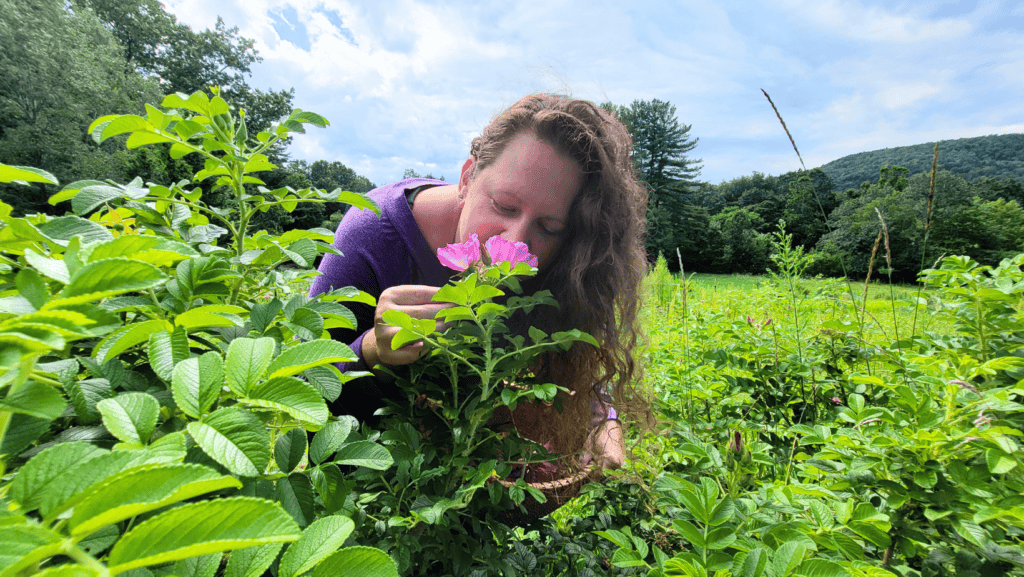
[818,133,1024,192]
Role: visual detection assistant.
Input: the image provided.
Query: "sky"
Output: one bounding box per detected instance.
[161,0,1024,187]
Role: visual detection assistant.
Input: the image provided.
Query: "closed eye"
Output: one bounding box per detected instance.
[492,198,516,215]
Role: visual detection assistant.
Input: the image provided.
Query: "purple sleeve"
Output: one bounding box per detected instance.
[309,205,386,373]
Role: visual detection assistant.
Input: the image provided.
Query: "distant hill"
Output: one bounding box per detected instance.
[817,133,1024,192]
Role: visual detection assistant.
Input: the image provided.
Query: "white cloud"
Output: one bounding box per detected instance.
[776,0,973,43]
[873,82,943,109]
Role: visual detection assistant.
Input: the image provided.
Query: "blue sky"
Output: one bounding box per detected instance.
[162,0,1024,187]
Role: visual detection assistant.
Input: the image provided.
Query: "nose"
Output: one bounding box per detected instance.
[501,219,530,247]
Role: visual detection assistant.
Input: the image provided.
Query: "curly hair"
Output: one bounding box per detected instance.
[469,94,652,475]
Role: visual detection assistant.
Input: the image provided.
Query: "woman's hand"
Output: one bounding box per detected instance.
[582,419,626,471]
[362,285,451,368]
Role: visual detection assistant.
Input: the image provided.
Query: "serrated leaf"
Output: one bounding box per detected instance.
[38,452,150,521]
[986,448,1017,474]
[106,497,300,574]
[672,519,705,548]
[310,417,357,464]
[0,164,58,185]
[0,524,64,576]
[734,548,769,577]
[304,365,342,402]
[773,542,808,576]
[312,546,398,577]
[148,327,189,383]
[69,463,241,536]
[187,407,271,477]
[265,340,357,380]
[172,352,224,419]
[9,442,106,511]
[225,543,284,577]
[225,337,276,396]
[797,559,850,577]
[16,268,48,310]
[277,473,315,527]
[1,380,66,420]
[708,495,735,527]
[96,392,160,445]
[93,320,171,363]
[279,515,354,577]
[275,428,307,473]
[250,299,282,334]
[333,441,392,470]
[61,258,165,300]
[173,553,221,577]
[175,305,247,330]
[245,377,328,429]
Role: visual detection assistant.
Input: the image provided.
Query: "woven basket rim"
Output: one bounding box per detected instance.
[498,463,596,492]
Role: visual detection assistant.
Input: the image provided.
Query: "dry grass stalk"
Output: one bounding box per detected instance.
[863,231,883,310]
[761,89,806,171]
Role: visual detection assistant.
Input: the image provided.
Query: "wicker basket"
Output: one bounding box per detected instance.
[496,463,598,527]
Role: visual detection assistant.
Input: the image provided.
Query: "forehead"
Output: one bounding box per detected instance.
[476,132,583,214]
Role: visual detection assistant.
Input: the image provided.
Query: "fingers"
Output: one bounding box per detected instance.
[371,285,453,367]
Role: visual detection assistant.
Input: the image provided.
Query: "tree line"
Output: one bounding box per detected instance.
[601,100,1024,283]
[0,0,374,232]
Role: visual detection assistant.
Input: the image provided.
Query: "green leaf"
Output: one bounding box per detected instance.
[0,524,65,576]
[69,463,241,536]
[225,337,276,396]
[283,308,324,341]
[187,407,271,477]
[172,352,224,419]
[24,249,70,284]
[175,305,247,330]
[708,495,735,527]
[38,452,149,520]
[225,543,284,577]
[245,377,328,429]
[706,527,737,550]
[275,428,308,473]
[672,519,705,548]
[312,546,398,577]
[953,518,990,548]
[733,549,769,577]
[94,320,171,363]
[0,164,58,185]
[986,448,1017,474]
[772,542,808,576]
[97,392,160,445]
[847,521,891,549]
[250,299,282,334]
[16,268,48,310]
[277,473,315,528]
[61,258,165,300]
[796,559,850,577]
[38,216,113,247]
[1,380,66,420]
[173,553,221,577]
[333,441,393,470]
[148,327,189,383]
[9,442,106,512]
[610,549,646,568]
[304,365,343,403]
[265,340,357,379]
[279,515,355,577]
[106,497,300,574]
[310,417,357,464]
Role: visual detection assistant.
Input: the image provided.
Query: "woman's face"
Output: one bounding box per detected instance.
[455,132,583,269]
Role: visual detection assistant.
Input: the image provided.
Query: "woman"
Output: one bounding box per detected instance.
[309,94,649,487]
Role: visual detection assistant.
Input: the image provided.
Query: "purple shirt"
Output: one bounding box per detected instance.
[309,178,451,372]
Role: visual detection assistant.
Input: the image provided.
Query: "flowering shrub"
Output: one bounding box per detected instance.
[347,235,597,574]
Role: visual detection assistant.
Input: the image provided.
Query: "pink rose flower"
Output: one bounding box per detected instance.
[484,236,538,268]
[437,233,481,271]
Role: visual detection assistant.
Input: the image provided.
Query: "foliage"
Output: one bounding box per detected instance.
[0,90,399,576]
[818,134,1024,193]
[603,99,703,265]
